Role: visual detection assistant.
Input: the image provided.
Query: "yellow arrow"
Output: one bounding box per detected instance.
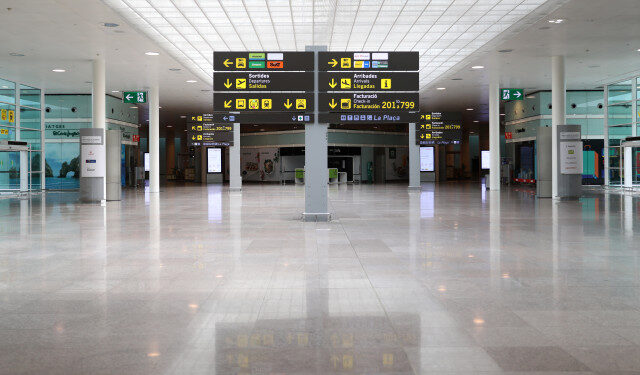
[329,98,337,109]
[224,79,232,88]
[223,58,233,67]
[192,135,196,140]
[224,100,232,108]
[328,58,338,68]
[284,99,292,109]
[329,78,337,88]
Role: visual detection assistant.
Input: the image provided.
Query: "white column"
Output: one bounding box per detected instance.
[149,85,160,193]
[489,80,500,190]
[624,146,632,187]
[92,58,106,200]
[603,85,609,186]
[551,56,566,198]
[229,122,241,190]
[40,89,45,190]
[408,123,420,189]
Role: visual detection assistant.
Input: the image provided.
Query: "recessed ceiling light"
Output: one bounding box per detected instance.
[166,125,172,127]
[52,69,66,73]
[548,19,564,24]
[1,85,8,88]
[169,68,181,71]
[636,49,640,52]
[180,115,186,118]
[186,80,197,83]
[500,113,505,116]
[471,65,484,70]
[102,22,119,27]
[130,106,138,109]
[145,51,160,56]
[466,108,474,111]
[436,87,446,90]
[111,90,120,93]
[9,53,25,57]
[473,120,479,123]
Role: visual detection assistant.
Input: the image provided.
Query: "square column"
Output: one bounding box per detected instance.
[229,123,241,191]
[408,123,420,189]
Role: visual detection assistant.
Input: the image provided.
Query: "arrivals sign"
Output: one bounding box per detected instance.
[122,91,147,104]
[500,88,524,101]
[213,72,314,92]
[318,51,419,71]
[318,72,418,92]
[213,52,313,72]
[416,112,462,145]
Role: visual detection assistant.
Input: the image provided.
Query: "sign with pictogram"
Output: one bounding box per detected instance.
[214,52,314,71]
[214,93,314,112]
[319,52,419,71]
[213,72,314,92]
[416,112,462,145]
[500,88,524,101]
[319,93,418,112]
[319,72,418,91]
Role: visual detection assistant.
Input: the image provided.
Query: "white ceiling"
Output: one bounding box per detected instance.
[1,0,639,127]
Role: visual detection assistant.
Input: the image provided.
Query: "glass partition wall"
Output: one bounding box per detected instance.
[605,77,639,187]
[0,77,44,191]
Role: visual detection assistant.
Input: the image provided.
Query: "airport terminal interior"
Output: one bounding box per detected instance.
[1,0,640,374]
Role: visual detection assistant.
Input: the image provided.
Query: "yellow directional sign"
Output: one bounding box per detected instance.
[235,78,246,89]
[0,109,5,121]
[197,116,203,121]
[236,98,246,109]
[248,99,259,109]
[214,94,314,111]
[340,98,351,109]
[261,98,272,109]
[295,99,306,110]
[284,99,293,109]
[224,100,232,108]
[224,79,232,89]
[328,58,338,68]
[329,98,337,109]
[340,78,351,89]
[197,125,203,131]
[381,78,391,89]
[223,58,233,67]
[340,58,351,69]
[329,78,337,88]
[236,58,246,69]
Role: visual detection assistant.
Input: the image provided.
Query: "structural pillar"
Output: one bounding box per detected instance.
[408,122,420,189]
[303,45,330,222]
[489,80,500,190]
[229,122,241,190]
[624,146,633,187]
[149,85,160,193]
[603,85,609,186]
[165,127,175,175]
[551,56,566,198]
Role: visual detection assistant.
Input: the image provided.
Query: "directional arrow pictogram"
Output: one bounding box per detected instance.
[329,79,337,88]
[328,98,337,109]
[328,59,338,68]
[224,100,232,108]
[223,59,233,67]
[284,99,293,109]
[514,91,522,98]
[224,79,232,88]
[125,94,133,101]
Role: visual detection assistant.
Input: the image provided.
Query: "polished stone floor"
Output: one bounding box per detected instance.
[0,182,639,374]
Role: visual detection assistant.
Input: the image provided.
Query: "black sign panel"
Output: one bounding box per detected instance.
[187,114,215,122]
[416,112,462,145]
[319,72,418,92]
[319,52,419,71]
[319,93,418,112]
[188,131,234,147]
[213,52,314,71]
[211,112,313,124]
[319,112,419,124]
[214,93,314,112]
[214,72,314,92]
[187,123,233,132]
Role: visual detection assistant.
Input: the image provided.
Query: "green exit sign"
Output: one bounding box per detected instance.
[123,91,147,104]
[501,88,524,101]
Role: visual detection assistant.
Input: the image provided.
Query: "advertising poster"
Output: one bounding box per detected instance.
[241,150,261,181]
[386,147,408,180]
[420,147,434,172]
[259,148,281,182]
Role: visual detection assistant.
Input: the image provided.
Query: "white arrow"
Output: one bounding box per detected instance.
[514,91,522,98]
[223,116,228,121]
[125,94,133,101]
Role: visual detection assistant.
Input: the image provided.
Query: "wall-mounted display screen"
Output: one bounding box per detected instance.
[420,147,434,172]
[481,150,490,170]
[208,148,222,173]
[144,153,149,172]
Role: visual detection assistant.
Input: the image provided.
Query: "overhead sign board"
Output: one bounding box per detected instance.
[416,112,462,145]
[319,93,418,112]
[210,112,313,124]
[188,130,234,147]
[319,72,418,92]
[319,112,419,124]
[122,91,147,104]
[213,52,314,71]
[213,72,314,92]
[501,88,524,101]
[214,93,314,112]
[319,52,419,71]
[187,123,233,132]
